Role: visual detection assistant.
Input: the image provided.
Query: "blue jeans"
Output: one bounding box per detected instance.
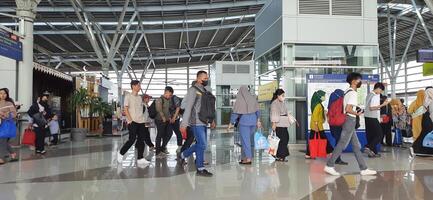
[239,125,255,159]
[182,125,207,170]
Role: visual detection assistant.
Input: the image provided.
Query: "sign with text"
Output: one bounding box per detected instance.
[258,81,278,102]
[0,28,22,61]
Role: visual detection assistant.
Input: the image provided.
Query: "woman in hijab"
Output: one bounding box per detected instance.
[408,90,426,141]
[411,88,433,156]
[227,86,261,164]
[306,90,333,159]
[270,89,292,162]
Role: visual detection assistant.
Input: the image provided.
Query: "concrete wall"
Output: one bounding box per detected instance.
[0,55,17,99]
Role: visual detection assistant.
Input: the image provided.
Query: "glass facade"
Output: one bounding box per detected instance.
[256,43,377,143]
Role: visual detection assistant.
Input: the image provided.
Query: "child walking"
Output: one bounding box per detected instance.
[49,114,60,146]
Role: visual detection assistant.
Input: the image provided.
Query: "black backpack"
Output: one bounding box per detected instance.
[148,100,158,119]
[193,86,216,124]
[169,96,185,116]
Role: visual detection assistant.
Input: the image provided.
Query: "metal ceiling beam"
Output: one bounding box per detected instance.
[32,22,255,35]
[37,47,254,62]
[34,43,82,71]
[0,1,266,12]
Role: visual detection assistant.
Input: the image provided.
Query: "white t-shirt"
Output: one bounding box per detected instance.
[364,92,380,119]
[344,88,358,117]
[124,93,145,123]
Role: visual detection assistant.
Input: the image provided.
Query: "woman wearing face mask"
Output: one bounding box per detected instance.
[0,88,18,164]
[306,90,333,159]
[227,86,261,165]
[28,92,52,155]
[411,88,433,156]
[270,89,291,162]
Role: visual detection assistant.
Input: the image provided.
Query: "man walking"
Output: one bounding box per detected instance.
[179,71,215,177]
[154,86,175,157]
[364,82,389,157]
[117,80,150,166]
[324,73,377,176]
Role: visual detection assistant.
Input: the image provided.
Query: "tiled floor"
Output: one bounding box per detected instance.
[1,129,433,200]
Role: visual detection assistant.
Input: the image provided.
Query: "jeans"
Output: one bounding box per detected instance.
[365,117,383,154]
[182,125,207,170]
[155,120,173,154]
[239,125,255,159]
[120,122,146,159]
[51,134,59,145]
[330,126,343,162]
[34,127,46,152]
[327,116,368,170]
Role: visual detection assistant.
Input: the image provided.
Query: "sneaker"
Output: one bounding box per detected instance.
[364,148,376,158]
[360,169,377,176]
[117,152,124,163]
[335,160,349,165]
[196,169,213,177]
[324,166,341,176]
[137,158,150,166]
[39,150,46,154]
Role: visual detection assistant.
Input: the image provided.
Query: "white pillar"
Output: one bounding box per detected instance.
[16,0,40,111]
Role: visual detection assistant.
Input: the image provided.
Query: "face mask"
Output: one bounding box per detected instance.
[356,81,362,88]
[202,80,209,87]
[320,96,326,102]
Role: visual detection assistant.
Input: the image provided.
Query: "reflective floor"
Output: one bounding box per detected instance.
[1,129,433,200]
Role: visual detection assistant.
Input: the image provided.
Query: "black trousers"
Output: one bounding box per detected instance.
[155,120,173,154]
[276,127,290,159]
[143,127,154,148]
[120,122,145,159]
[171,119,183,146]
[330,126,343,162]
[34,127,46,152]
[381,122,393,146]
[51,134,59,145]
[181,127,194,153]
[365,117,383,154]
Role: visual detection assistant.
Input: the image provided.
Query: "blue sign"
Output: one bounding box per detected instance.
[0,29,23,61]
[417,49,433,63]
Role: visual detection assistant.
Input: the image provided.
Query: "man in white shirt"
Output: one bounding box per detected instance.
[117,80,150,167]
[364,83,389,157]
[325,73,377,176]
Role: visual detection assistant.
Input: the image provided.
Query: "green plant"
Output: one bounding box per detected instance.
[69,88,89,112]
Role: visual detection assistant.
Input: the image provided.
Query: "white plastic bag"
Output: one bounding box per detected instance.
[268,131,280,156]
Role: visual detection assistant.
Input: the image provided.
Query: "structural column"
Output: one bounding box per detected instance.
[16,0,40,111]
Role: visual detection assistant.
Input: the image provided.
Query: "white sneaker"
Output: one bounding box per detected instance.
[360,169,377,176]
[324,166,341,176]
[117,152,123,163]
[137,158,150,166]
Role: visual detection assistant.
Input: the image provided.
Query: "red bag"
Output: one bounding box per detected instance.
[381,115,390,124]
[327,97,346,126]
[22,129,36,146]
[309,132,327,159]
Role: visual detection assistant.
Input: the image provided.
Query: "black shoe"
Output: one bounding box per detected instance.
[375,153,382,158]
[364,148,376,157]
[196,169,213,177]
[335,160,349,165]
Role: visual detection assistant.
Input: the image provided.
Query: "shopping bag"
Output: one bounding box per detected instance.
[0,118,16,138]
[22,129,36,146]
[255,130,269,150]
[268,131,280,156]
[309,132,327,159]
[422,131,433,148]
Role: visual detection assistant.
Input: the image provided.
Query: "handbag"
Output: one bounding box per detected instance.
[0,118,16,138]
[309,132,327,159]
[381,115,391,124]
[422,131,433,148]
[254,130,269,150]
[32,112,48,127]
[267,131,280,156]
[412,106,427,118]
[22,128,36,146]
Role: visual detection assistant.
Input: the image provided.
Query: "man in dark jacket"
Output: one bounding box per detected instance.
[28,92,52,154]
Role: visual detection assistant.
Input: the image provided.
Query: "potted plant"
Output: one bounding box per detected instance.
[69,88,90,141]
[91,97,114,136]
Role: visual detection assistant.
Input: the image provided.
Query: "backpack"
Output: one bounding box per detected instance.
[193,86,216,124]
[328,97,345,126]
[148,100,158,119]
[169,96,185,116]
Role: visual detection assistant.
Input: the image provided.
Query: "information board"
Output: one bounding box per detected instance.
[306,74,380,130]
[0,28,22,61]
[258,80,278,102]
